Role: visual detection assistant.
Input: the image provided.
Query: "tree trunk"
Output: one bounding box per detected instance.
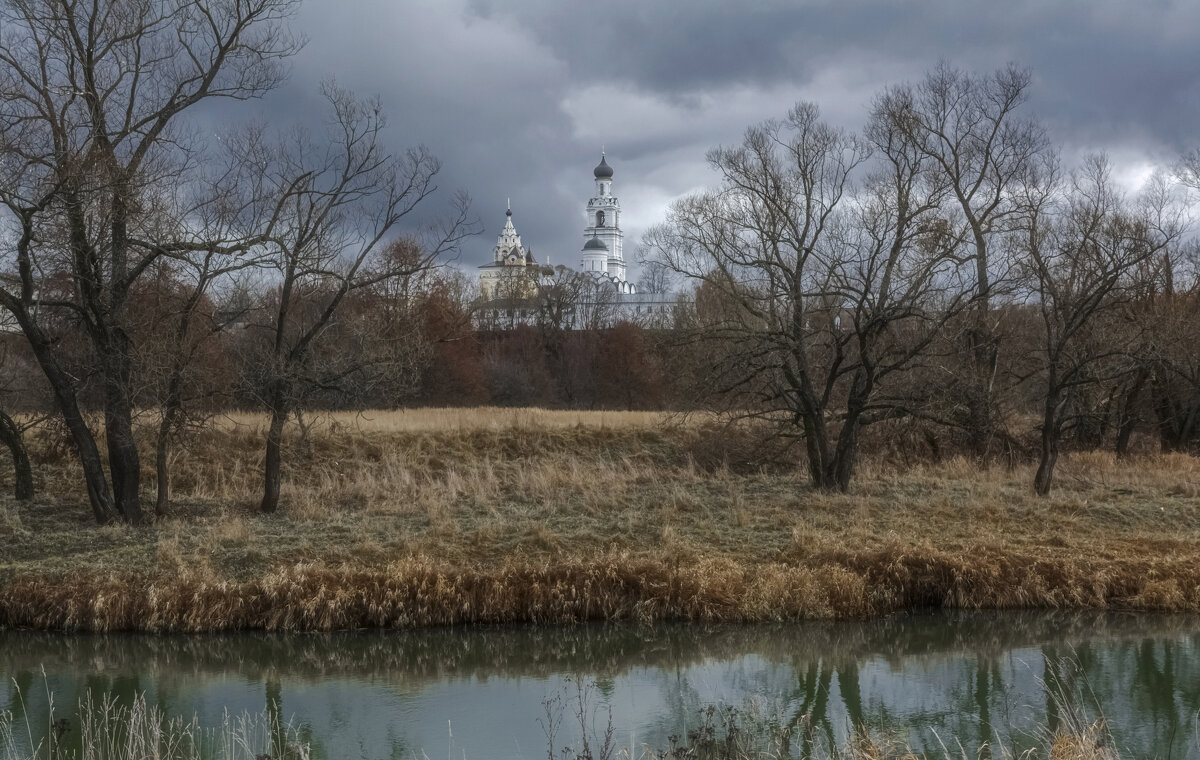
[102,330,143,523]
[831,418,861,493]
[964,216,997,460]
[260,403,289,514]
[1150,372,1185,453]
[1033,436,1057,497]
[800,411,834,490]
[1115,367,1148,460]
[965,323,999,458]
[830,384,868,492]
[9,307,117,522]
[66,407,117,523]
[155,411,174,518]
[105,411,141,522]
[1033,389,1060,497]
[0,410,33,501]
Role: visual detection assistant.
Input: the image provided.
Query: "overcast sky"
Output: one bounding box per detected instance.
[237,0,1200,283]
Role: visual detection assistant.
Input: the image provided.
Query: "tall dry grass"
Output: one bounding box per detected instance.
[2,409,1199,631]
[0,677,1131,760]
[1,688,307,760]
[543,676,1126,760]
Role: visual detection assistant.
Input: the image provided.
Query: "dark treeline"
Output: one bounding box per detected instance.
[1,275,682,413]
[0,0,1196,524]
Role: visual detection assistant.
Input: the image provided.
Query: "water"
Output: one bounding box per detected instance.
[2,611,1199,759]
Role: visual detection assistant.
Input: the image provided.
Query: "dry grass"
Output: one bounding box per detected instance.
[214,407,675,434]
[1,688,308,760]
[0,685,1125,760]
[2,409,1199,631]
[549,678,1125,760]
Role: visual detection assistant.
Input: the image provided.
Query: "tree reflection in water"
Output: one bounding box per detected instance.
[1,611,1197,759]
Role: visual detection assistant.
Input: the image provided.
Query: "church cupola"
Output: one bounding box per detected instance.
[479,200,543,301]
[593,154,614,179]
[493,199,528,265]
[581,234,608,274]
[593,152,614,198]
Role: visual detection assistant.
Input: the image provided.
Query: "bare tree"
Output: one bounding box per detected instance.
[883,62,1048,455]
[1018,156,1178,495]
[1132,151,1200,453]
[1104,174,1197,458]
[636,257,675,295]
[645,102,971,490]
[0,0,301,523]
[536,265,589,335]
[529,265,623,403]
[1149,284,1200,453]
[134,253,256,516]
[235,83,473,514]
[487,265,543,329]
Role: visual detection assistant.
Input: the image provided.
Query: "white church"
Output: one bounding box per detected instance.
[476,153,677,327]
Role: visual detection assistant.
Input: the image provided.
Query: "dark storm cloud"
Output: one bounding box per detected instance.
[213,0,1200,280]
[469,0,1200,147]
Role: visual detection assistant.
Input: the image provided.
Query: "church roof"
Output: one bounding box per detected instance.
[583,236,608,251]
[593,153,613,179]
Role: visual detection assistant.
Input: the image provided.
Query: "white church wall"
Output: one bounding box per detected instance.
[477,152,691,331]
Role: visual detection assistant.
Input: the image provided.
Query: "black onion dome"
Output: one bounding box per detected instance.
[583,236,608,251]
[593,154,613,179]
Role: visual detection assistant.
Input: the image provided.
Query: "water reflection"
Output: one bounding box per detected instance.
[2,611,1198,759]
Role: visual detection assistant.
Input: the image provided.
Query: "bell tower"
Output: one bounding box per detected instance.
[583,152,625,283]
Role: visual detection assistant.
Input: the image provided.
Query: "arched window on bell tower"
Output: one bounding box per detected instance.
[596,210,605,227]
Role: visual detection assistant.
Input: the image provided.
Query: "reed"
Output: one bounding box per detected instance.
[546,675,1125,760]
[0,683,1127,760]
[1,688,307,760]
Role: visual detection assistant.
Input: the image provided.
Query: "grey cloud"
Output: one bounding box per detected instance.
[193,0,1200,278]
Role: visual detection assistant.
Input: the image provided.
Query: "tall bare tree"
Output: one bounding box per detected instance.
[234,83,473,514]
[1018,156,1178,495]
[882,62,1048,455]
[645,102,971,490]
[0,0,300,522]
[133,254,255,516]
[1103,173,1197,458]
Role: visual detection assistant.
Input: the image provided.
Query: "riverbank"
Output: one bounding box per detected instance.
[2,409,1199,632]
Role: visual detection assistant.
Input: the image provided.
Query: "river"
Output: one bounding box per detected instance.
[2,611,1199,758]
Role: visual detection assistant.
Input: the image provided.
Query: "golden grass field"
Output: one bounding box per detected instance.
[1,408,1199,631]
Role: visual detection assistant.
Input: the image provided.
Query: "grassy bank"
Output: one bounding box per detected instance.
[1,408,1199,631]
